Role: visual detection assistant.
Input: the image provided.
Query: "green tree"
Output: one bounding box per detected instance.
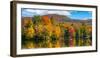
[32,15,41,24]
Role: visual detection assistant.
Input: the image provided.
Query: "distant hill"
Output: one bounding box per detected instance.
[22,14,92,25]
[66,19,92,25]
[42,14,71,22]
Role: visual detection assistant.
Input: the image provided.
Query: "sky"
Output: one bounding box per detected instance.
[21,8,92,20]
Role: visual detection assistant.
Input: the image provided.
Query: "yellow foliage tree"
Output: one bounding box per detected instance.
[22,19,35,39]
[53,25,61,38]
[44,24,53,37]
[25,27,35,39]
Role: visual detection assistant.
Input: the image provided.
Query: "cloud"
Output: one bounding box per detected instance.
[23,9,71,16]
[82,17,91,20]
[46,10,71,16]
[25,9,46,15]
[25,9,36,13]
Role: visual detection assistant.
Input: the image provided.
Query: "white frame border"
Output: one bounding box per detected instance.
[16,3,96,55]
